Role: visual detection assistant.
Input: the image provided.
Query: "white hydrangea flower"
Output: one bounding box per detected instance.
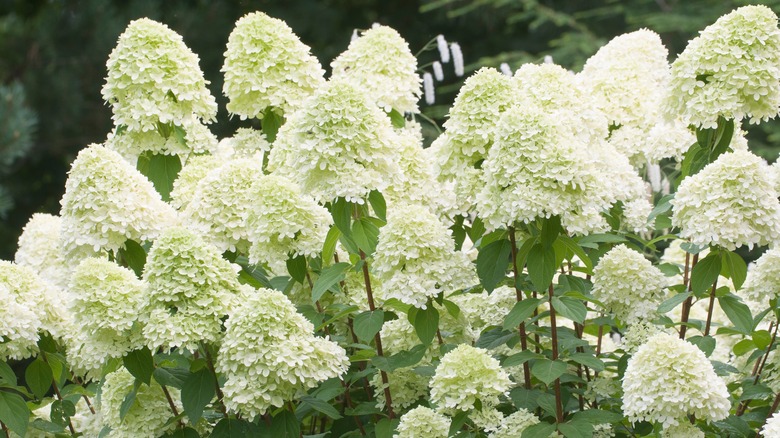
[607,121,696,167]
[741,248,780,305]
[450,286,516,341]
[619,319,663,354]
[661,422,705,438]
[14,213,70,289]
[373,203,476,309]
[622,332,730,427]
[672,149,780,250]
[472,406,504,433]
[267,79,400,204]
[593,424,616,438]
[183,157,263,253]
[395,406,450,438]
[169,154,223,211]
[331,25,421,113]
[579,29,670,127]
[246,174,333,274]
[99,367,180,437]
[665,5,780,128]
[430,344,511,412]
[591,245,667,323]
[215,128,270,160]
[102,18,217,133]
[142,226,241,351]
[104,115,218,161]
[0,281,40,360]
[222,11,325,119]
[59,144,178,258]
[217,288,349,418]
[763,412,780,437]
[0,261,67,343]
[488,409,540,438]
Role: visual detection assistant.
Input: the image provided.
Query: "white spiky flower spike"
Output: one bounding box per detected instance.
[451,42,464,76]
[423,72,435,104]
[437,34,450,63]
[544,55,554,64]
[500,63,512,76]
[433,61,444,81]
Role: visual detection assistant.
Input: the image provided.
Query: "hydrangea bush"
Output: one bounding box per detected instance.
[4,6,780,438]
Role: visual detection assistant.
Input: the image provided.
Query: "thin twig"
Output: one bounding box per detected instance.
[508,226,533,389]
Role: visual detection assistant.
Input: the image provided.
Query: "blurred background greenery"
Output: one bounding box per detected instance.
[1,0,779,259]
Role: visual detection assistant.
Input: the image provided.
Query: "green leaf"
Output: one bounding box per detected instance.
[531,359,568,386]
[161,427,201,438]
[558,422,593,438]
[322,226,340,266]
[522,422,557,438]
[680,141,708,179]
[0,391,29,437]
[709,116,735,159]
[557,235,593,272]
[119,382,139,421]
[261,108,284,143]
[476,328,517,350]
[568,353,605,372]
[270,410,300,438]
[123,346,154,385]
[212,418,262,438]
[300,395,342,420]
[527,243,557,292]
[376,418,400,438]
[733,338,756,356]
[476,238,511,292]
[352,217,380,256]
[448,410,469,436]
[25,358,52,399]
[0,361,15,385]
[719,294,754,335]
[577,233,627,246]
[153,367,189,389]
[31,418,65,434]
[570,409,623,424]
[311,263,350,302]
[510,387,541,411]
[413,305,439,345]
[502,350,541,368]
[286,254,307,284]
[389,108,406,128]
[50,399,76,427]
[753,330,772,351]
[353,310,385,342]
[119,239,146,278]
[181,367,216,424]
[368,190,387,222]
[330,198,352,237]
[540,215,561,249]
[687,335,716,357]
[722,250,747,291]
[442,299,461,318]
[690,252,722,296]
[658,292,691,314]
[136,152,181,202]
[372,344,428,372]
[551,296,587,324]
[503,298,542,331]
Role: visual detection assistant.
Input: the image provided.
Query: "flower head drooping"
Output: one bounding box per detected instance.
[591,244,667,323]
[395,406,451,438]
[59,144,178,258]
[430,344,511,412]
[373,203,476,309]
[488,409,540,438]
[672,149,780,250]
[267,79,399,204]
[763,412,780,437]
[741,248,780,305]
[14,213,70,289]
[246,174,333,274]
[99,367,180,437]
[223,12,325,119]
[331,25,421,113]
[217,288,349,419]
[622,332,730,427]
[665,5,780,128]
[142,226,241,352]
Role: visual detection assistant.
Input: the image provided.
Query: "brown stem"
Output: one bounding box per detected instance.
[737,321,780,416]
[359,249,395,419]
[202,344,229,418]
[436,329,444,345]
[679,253,699,339]
[508,227,533,389]
[42,353,76,436]
[161,385,185,428]
[771,392,780,417]
[341,380,367,435]
[70,374,97,415]
[703,276,719,337]
[548,284,564,424]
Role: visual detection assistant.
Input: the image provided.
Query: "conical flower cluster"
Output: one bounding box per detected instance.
[665,5,780,128]
[0,276,41,361]
[741,248,780,305]
[141,226,241,351]
[331,25,421,113]
[14,213,69,289]
[395,406,451,438]
[430,344,511,412]
[222,11,325,119]
[217,288,349,418]
[488,409,540,438]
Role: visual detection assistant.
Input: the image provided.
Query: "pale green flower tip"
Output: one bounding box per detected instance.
[223,11,325,119]
[622,332,730,427]
[100,367,180,436]
[430,344,511,412]
[395,406,451,438]
[103,18,217,132]
[672,149,780,250]
[331,24,421,114]
[666,5,780,128]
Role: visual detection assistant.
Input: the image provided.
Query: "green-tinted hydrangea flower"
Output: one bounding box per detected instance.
[0,280,40,361]
[217,288,349,419]
[607,121,695,167]
[215,128,270,160]
[395,406,451,438]
[373,203,476,309]
[763,412,780,437]
[672,149,780,250]
[102,18,217,133]
[331,25,421,113]
[104,116,218,160]
[450,286,516,342]
[15,213,70,289]
[665,5,780,128]
[169,154,224,211]
[661,422,704,437]
[99,367,180,437]
[59,144,178,258]
[222,11,325,119]
[488,409,540,438]
[591,244,667,323]
[741,248,780,305]
[142,226,241,351]
[246,174,333,274]
[622,332,729,427]
[267,79,399,204]
[430,344,511,412]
